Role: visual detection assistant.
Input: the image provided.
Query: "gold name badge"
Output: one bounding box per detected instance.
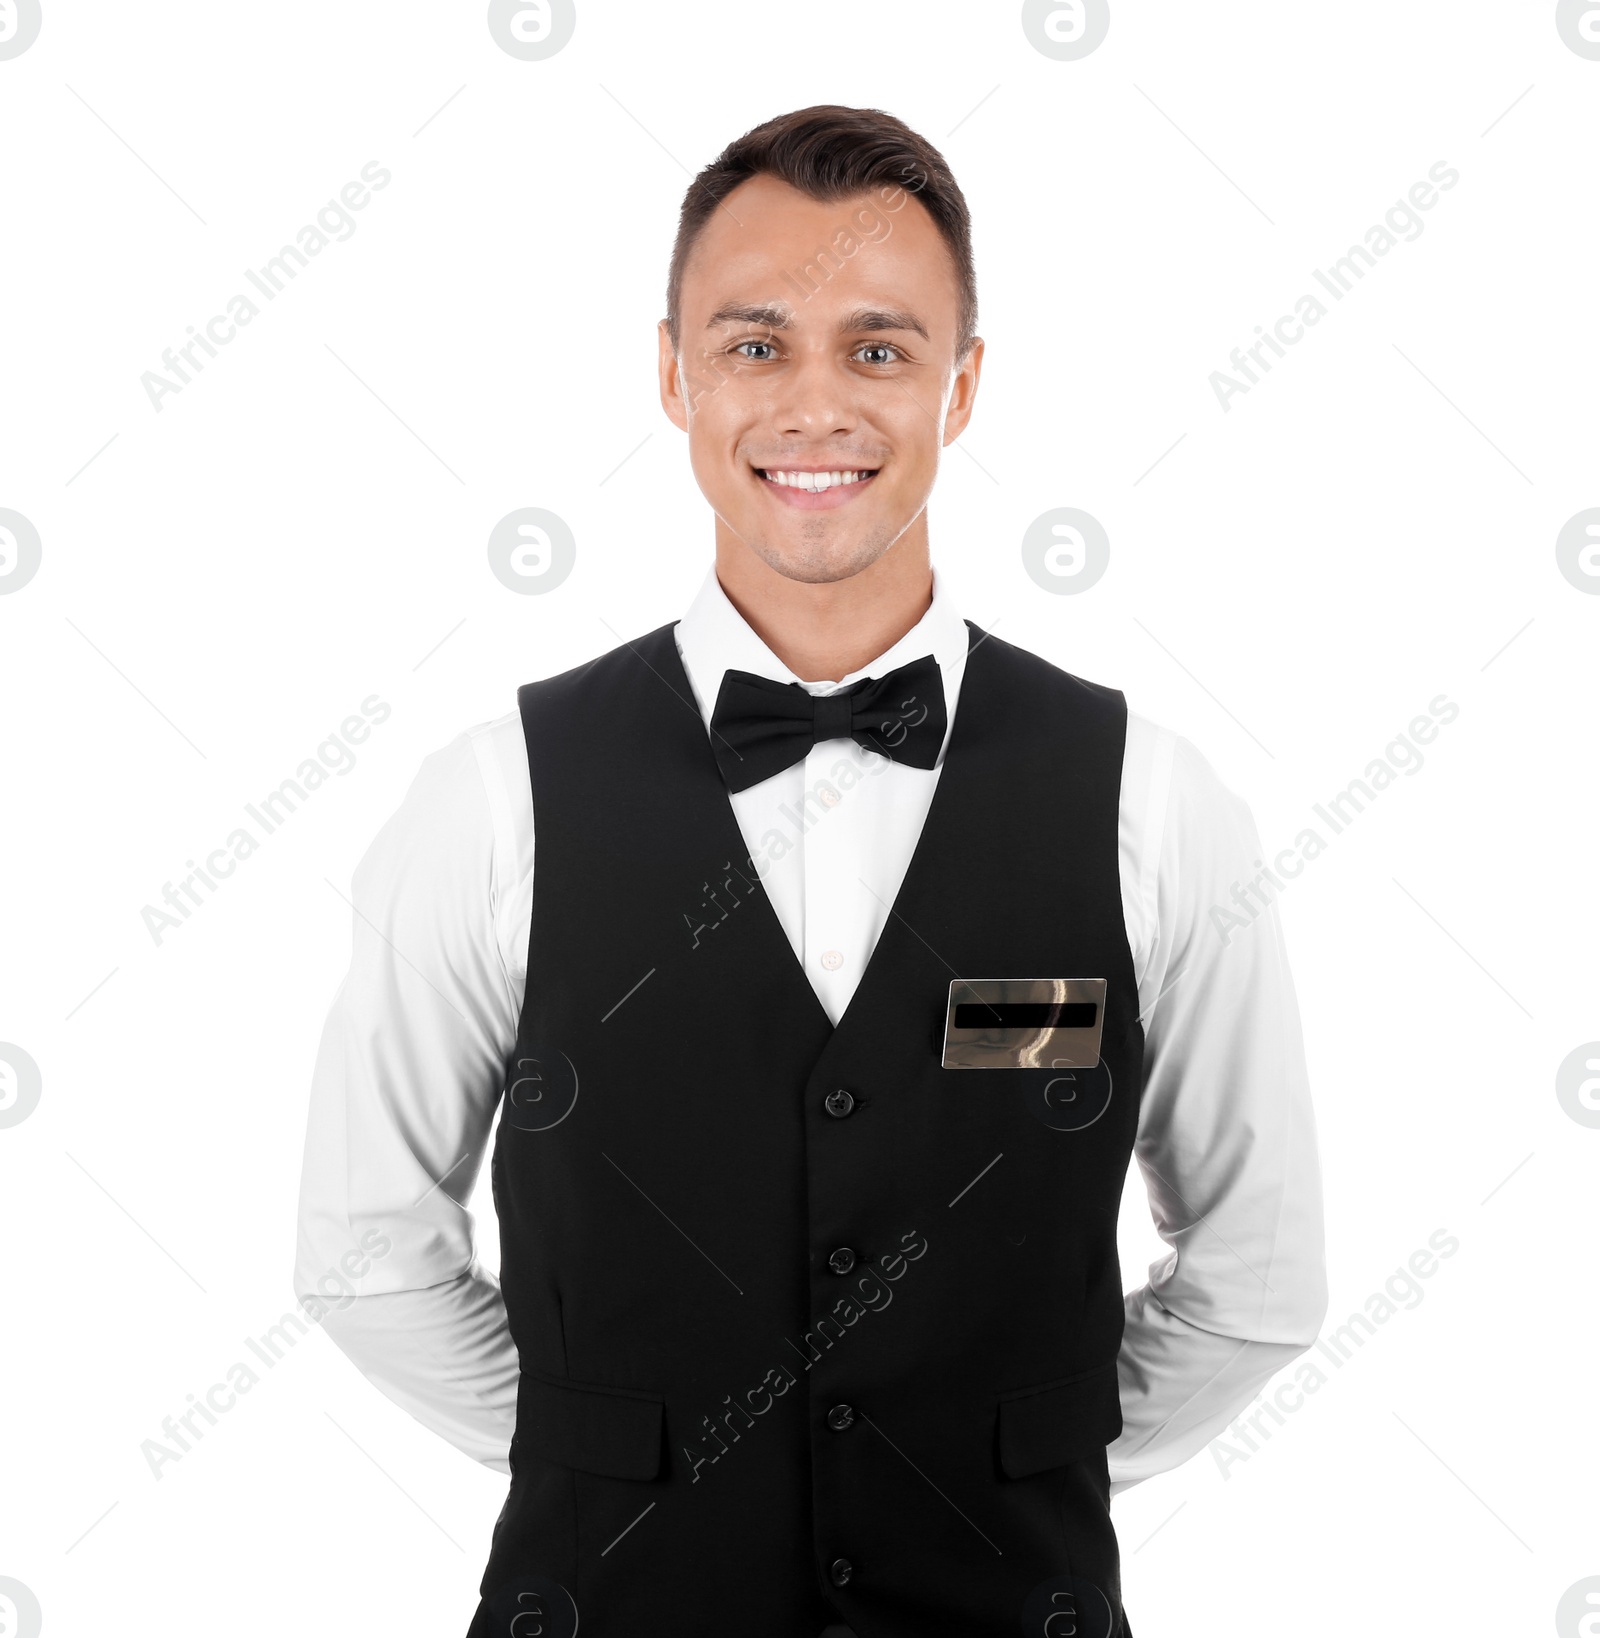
[941,978,1108,1070]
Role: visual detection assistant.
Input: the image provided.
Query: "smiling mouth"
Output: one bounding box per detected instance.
[754,466,879,492]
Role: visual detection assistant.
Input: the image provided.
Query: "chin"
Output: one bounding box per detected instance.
[747,525,898,586]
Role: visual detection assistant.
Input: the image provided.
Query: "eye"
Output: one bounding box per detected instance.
[853,342,902,366]
[733,340,779,361]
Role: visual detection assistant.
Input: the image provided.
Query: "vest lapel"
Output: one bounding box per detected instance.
[654,617,987,1051]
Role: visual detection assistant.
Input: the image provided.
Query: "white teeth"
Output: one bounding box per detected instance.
[761,469,874,490]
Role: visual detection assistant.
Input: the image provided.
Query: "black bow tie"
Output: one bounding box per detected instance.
[708,653,947,794]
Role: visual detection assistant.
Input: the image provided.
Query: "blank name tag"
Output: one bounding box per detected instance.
[941,978,1107,1069]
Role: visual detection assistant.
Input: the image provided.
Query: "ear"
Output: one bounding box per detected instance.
[658,319,689,433]
[941,336,985,446]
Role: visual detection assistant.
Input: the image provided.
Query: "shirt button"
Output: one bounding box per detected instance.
[819,785,841,808]
[820,948,843,971]
[827,1402,855,1431]
[823,1088,855,1118]
[829,1556,854,1587]
[828,1246,857,1274]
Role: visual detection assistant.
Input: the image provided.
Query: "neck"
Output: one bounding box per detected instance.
[711,515,934,683]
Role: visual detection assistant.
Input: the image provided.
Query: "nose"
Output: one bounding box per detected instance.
[772,347,859,441]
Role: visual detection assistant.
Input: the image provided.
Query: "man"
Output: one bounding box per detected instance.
[293,105,1328,1637]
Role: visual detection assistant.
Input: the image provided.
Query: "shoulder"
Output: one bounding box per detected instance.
[1117,707,1266,958]
[964,626,1249,837]
[463,705,531,846]
[971,623,1127,717]
[352,708,525,898]
[516,620,685,717]
[1123,708,1260,855]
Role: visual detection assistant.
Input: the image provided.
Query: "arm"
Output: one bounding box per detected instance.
[292,727,521,1471]
[1109,728,1329,1496]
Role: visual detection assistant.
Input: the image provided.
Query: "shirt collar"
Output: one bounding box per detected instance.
[673,560,972,737]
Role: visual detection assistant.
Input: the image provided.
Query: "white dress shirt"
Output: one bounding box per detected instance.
[292,561,1328,1500]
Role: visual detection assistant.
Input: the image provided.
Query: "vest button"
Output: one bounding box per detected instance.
[823,1088,855,1117]
[827,1402,855,1431]
[829,1556,854,1587]
[827,1246,857,1274]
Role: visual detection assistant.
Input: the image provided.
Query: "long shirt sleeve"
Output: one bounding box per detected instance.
[1107,727,1330,1496]
[292,726,522,1472]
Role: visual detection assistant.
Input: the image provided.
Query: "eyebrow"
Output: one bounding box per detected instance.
[705,302,929,341]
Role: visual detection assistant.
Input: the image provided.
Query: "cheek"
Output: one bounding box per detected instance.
[882,421,939,481]
[686,425,757,507]
[684,409,734,467]
[686,385,755,453]
[688,440,735,496]
[876,391,940,451]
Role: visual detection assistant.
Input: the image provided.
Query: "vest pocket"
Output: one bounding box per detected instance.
[516,1369,666,1481]
[996,1359,1123,1479]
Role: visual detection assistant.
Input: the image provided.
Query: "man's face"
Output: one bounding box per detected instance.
[659,173,983,585]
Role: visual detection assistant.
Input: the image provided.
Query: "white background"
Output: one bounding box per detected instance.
[2,2,1597,1633]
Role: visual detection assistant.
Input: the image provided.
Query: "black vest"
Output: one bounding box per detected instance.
[467,617,1144,1638]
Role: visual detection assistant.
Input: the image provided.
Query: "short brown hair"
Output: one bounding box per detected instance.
[666,104,978,361]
